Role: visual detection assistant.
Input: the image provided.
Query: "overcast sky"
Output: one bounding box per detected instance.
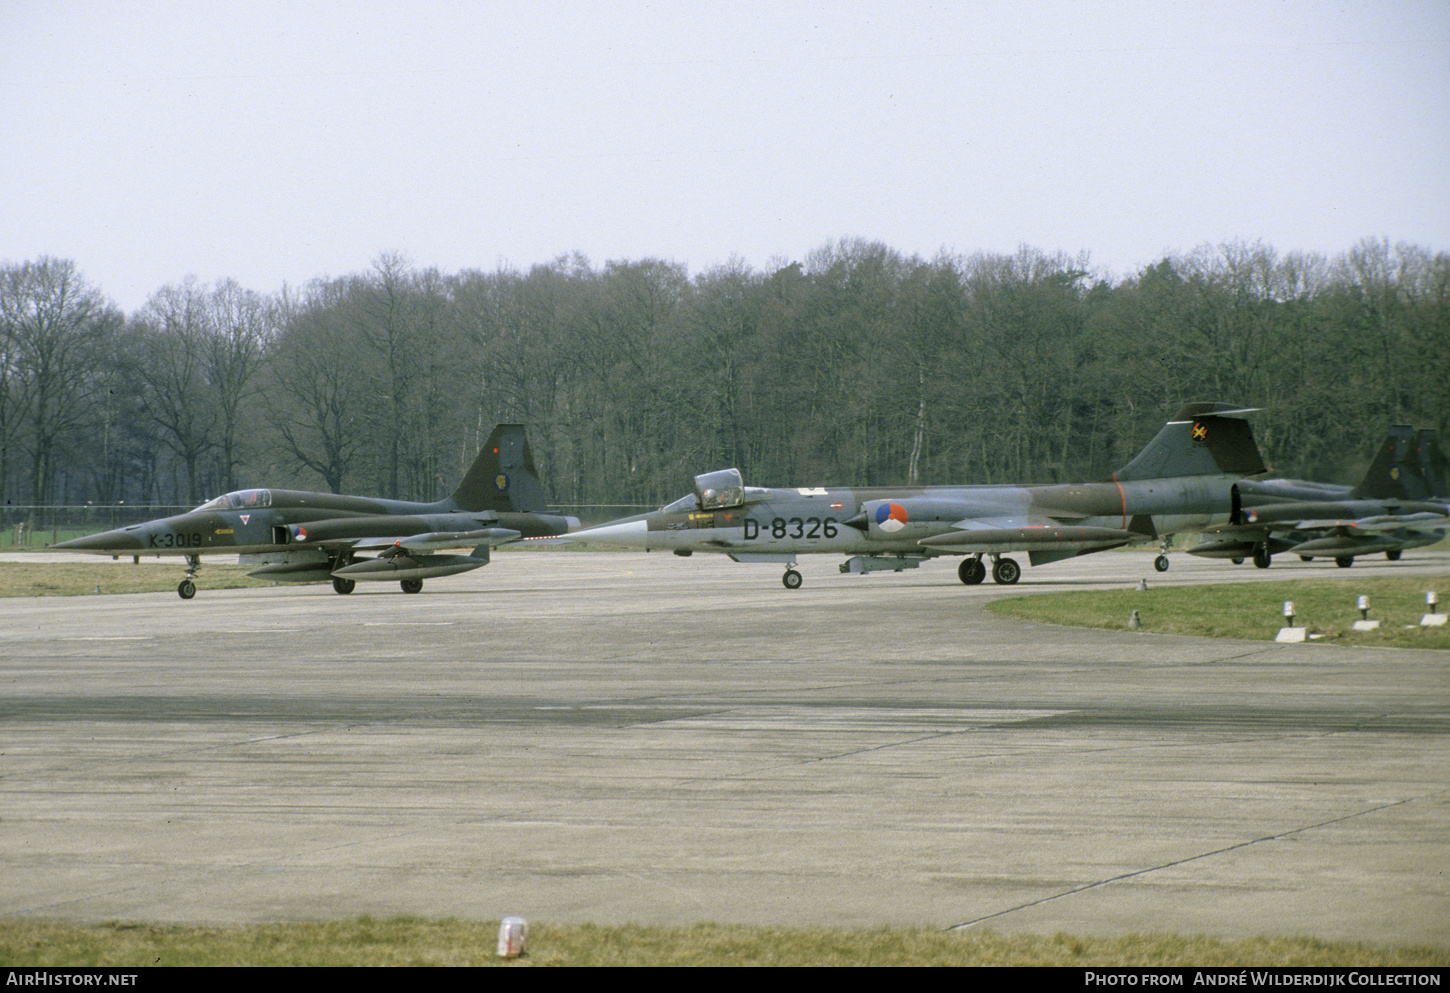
[4,0,1447,313]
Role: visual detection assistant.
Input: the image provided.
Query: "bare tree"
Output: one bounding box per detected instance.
[0,258,119,506]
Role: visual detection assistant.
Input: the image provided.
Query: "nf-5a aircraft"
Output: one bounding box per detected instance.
[54,424,579,598]
[570,402,1266,588]
[1189,426,1450,569]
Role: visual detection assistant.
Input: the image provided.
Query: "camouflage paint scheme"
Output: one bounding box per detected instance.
[573,402,1268,588]
[1191,426,1450,568]
[52,424,579,598]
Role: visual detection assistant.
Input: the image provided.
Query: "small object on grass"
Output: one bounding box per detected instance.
[1422,590,1447,627]
[1276,600,1306,643]
[1352,594,1380,631]
[497,916,527,958]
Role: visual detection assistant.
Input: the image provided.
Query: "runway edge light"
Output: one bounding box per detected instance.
[1352,594,1380,632]
[1276,600,1307,643]
[497,916,528,958]
[1423,591,1447,627]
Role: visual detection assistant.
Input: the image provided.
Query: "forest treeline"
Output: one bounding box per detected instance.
[2,237,1447,523]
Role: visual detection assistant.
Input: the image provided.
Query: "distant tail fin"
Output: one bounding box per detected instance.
[1350,425,1416,499]
[1112,402,1266,483]
[1416,429,1448,498]
[449,424,551,513]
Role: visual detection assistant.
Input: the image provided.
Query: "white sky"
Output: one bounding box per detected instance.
[3,0,1448,313]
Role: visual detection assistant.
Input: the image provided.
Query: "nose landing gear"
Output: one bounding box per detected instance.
[177,555,201,599]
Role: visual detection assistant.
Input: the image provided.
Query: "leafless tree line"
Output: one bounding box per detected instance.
[3,238,1446,523]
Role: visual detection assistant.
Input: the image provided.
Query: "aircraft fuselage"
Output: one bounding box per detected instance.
[59,491,573,558]
[583,475,1236,559]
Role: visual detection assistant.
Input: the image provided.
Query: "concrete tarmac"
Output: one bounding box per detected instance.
[1,548,1447,942]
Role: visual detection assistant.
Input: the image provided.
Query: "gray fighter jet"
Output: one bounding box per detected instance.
[1189,426,1450,568]
[53,424,579,598]
[570,402,1267,588]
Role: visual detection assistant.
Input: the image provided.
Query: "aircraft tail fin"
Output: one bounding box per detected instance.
[1112,402,1266,483]
[1350,425,1417,499]
[1416,429,1448,498]
[449,424,552,513]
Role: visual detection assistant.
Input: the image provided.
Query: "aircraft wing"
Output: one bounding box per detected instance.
[918,516,1139,552]
[344,528,524,552]
[1269,512,1450,533]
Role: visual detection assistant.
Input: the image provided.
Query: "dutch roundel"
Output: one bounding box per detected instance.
[874,502,909,533]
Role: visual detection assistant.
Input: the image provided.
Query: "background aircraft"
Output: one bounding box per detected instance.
[1189,426,1450,568]
[53,424,579,598]
[570,402,1266,588]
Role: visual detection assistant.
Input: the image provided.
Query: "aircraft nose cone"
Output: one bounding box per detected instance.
[571,519,649,546]
[52,528,147,552]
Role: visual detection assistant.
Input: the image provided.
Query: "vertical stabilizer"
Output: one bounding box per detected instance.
[449,424,552,513]
[1351,425,1416,499]
[1417,429,1449,498]
[1112,402,1266,483]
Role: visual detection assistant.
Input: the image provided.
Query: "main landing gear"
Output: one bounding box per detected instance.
[957,555,1019,585]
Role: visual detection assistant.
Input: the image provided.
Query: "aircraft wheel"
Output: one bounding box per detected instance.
[1300,556,1314,562]
[177,579,196,600]
[1154,555,1170,573]
[1231,558,1244,565]
[991,557,1021,585]
[401,578,424,594]
[1386,550,1401,561]
[782,568,803,590]
[1335,556,1354,569]
[1253,547,1272,569]
[958,558,986,585]
[332,577,356,595]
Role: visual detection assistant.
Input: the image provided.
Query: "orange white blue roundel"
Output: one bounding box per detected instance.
[875,502,909,532]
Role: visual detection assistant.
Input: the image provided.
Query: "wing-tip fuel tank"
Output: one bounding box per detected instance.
[52,424,577,599]
[571,401,1268,588]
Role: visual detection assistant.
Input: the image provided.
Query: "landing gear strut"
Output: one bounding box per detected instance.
[1154,537,1170,573]
[958,556,986,585]
[177,555,201,599]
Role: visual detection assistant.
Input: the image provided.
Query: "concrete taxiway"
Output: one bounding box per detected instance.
[1,548,1447,942]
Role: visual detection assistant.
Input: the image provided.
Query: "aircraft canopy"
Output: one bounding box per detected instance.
[695,468,744,510]
[196,489,273,513]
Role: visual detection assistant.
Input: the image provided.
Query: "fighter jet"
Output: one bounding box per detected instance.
[1189,426,1450,568]
[53,424,580,598]
[570,402,1267,588]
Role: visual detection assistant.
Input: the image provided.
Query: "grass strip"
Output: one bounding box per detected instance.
[1,917,1446,967]
[986,574,1450,648]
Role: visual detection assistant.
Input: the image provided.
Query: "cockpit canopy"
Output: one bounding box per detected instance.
[195,489,272,513]
[695,468,744,510]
